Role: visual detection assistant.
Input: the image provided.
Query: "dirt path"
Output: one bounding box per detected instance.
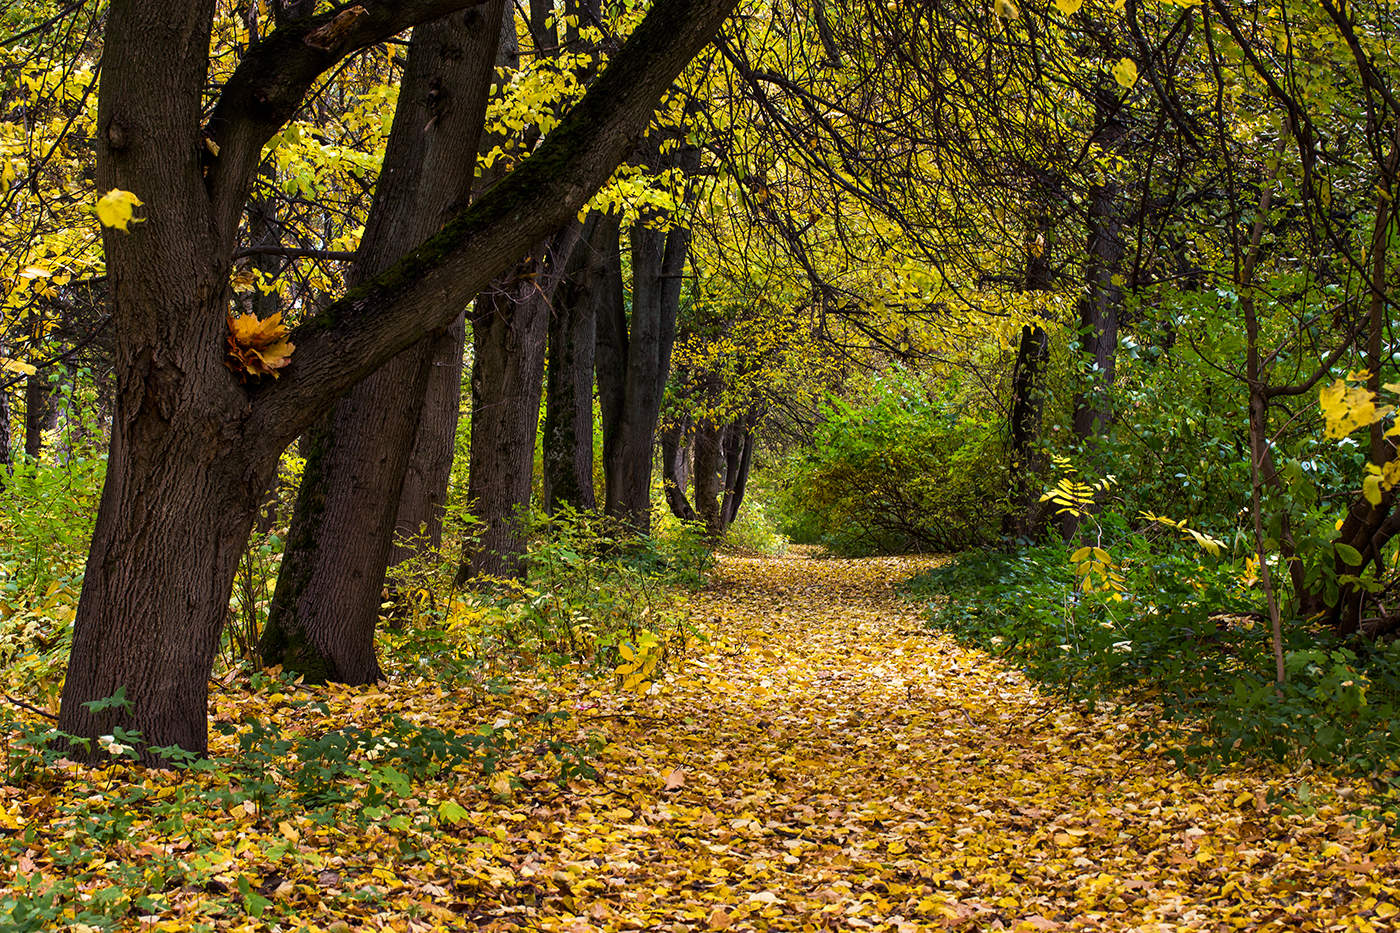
[489,552,1399,931]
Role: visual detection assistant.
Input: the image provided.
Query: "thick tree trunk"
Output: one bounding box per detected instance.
[1003,323,1050,538]
[261,7,502,681]
[391,312,467,564]
[461,260,556,580]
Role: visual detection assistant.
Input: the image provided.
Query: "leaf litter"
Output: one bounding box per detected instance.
[3,553,1399,931]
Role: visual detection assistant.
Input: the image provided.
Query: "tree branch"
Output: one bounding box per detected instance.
[203,0,488,235]
[244,0,739,459]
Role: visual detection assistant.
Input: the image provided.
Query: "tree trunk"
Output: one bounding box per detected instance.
[58,0,740,761]
[1062,87,1124,541]
[259,7,503,681]
[1003,210,1053,540]
[597,148,698,532]
[461,251,561,580]
[391,312,467,564]
[719,425,753,528]
[23,373,53,460]
[693,419,724,534]
[542,218,601,514]
[661,420,698,522]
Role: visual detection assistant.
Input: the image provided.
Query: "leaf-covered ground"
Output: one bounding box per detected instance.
[5,553,1400,931]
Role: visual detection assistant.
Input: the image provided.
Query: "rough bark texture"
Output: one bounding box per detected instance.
[391,312,467,564]
[58,0,740,760]
[462,229,581,581]
[261,6,503,683]
[543,214,609,514]
[693,420,724,533]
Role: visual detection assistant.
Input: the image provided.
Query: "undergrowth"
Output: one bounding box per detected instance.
[908,543,1400,816]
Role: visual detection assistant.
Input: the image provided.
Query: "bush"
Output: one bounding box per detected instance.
[908,542,1400,812]
[0,455,104,708]
[775,370,1008,555]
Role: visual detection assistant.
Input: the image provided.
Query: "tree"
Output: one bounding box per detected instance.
[259,5,506,683]
[56,0,741,762]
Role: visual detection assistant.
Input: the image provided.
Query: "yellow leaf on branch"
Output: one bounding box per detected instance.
[95,188,144,231]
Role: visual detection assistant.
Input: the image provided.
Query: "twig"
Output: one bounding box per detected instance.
[3,693,57,721]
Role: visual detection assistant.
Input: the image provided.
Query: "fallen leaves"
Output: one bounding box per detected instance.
[3,553,1399,931]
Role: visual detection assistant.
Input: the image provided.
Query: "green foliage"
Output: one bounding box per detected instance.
[0,454,103,708]
[908,544,1400,810]
[775,370,1008,556]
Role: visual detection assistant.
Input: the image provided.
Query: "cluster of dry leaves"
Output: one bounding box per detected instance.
[3,554,1398,931]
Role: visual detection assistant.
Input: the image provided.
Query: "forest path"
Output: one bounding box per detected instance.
[495,551,1399,932]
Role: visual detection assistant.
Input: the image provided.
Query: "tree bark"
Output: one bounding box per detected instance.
[692,419,724,534]
[261,6,503,683]
[58,0,740,761]
[542,219,600,514]
[719,425,754,527]
[1063,88,1124,540]
[391,312,467,564]
[597,142,699,532]
[462,229,580,580]
[660,419,698,522]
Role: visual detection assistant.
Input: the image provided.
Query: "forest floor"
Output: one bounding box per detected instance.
[5,553,1400,931]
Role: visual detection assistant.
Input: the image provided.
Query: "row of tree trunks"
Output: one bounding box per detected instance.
[259,5,505,683]
[662,417,754,535]
[57,0,742,761]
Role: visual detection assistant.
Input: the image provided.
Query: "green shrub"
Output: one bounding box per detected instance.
[0,455,104,707]
[775,370,1008,555]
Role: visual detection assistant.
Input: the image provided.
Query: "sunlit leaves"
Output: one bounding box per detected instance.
[95,188,143,231]
[1111,57,1138,88]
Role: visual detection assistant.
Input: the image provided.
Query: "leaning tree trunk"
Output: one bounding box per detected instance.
[261,7,503,682]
